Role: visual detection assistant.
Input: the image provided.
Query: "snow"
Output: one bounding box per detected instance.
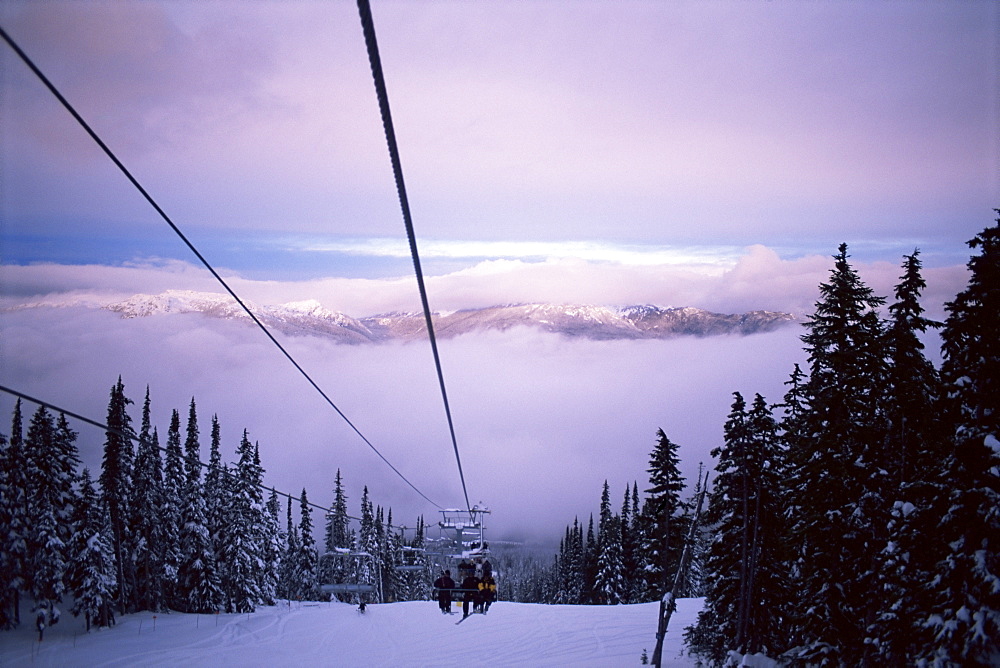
[0,598,704,667]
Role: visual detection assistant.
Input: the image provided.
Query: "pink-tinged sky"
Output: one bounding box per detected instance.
[0,1,996,542]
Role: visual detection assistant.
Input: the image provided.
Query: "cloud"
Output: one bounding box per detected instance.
[1,241,970,321]
[0,302,810,545]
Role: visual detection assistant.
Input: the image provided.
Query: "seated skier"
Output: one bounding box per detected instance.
[433,569,456,614]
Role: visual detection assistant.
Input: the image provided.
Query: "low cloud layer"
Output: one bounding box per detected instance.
[1,300,814,544]
[0,246,967,543]
[0,244,969,321]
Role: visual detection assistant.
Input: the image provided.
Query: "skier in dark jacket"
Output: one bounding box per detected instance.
[433,570,456,614]
[461,573,481,618]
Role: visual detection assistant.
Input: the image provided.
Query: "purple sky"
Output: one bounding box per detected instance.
[1,1,996,542]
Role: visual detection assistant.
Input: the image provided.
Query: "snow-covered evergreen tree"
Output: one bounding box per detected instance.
[0,400,27,628]
[203,415,228,608]
[223,430,265,613]
[594,481,625,604]
[619,485,638,604]
[322,469,350,592]
[161,409,184,608]
[25,407,79,615]
[689,393,787,663]
[176,399,223,613]
[582,514,597,604]
[278,496,299,600]
[919,217,1000,665]
[129,387,165,612]
[869,250,949,663]
[260,488,282,605]
[100,378,136,614]
[642,428,686,600]
[786,243,888,665]
[296,488,320,601]
[356,486,378,601]
[68,469,117,630]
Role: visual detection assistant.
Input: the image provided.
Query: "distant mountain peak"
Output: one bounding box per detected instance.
[90,291,797,343]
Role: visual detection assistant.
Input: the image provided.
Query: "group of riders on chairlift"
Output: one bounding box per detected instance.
[433,556,497,618]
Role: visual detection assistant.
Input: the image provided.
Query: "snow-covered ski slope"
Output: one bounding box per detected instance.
[1,598,703,667]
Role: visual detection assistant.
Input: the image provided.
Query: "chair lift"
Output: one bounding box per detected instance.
[319,548,377,610]
[394,545,426,572]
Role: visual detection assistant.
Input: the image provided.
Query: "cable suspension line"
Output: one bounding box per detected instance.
[356,0,472,514]
[0,24,439,510]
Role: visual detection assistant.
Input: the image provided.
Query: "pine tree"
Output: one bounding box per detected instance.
[629,482,648,603]
[322,469,350,591]
[161,409,184,608]
[279,496,299,600]
[223,430,265,612]
[690,393,788,663]
[260,488,282,605]
[869,251,949,663]
[100,377,136,614]
[297,488,320,601]
[203,415,227,604]
[0,400,27,627]
[24,407,80,616]
[594,481,625,604]
[356,486,378,600]
[582,514,598,604]
[643,428,686,600]
[68,469,117,629]
[130,388,165,612]
[786,243,888,665]
[918,216,1000,664]
[176,399,222,613]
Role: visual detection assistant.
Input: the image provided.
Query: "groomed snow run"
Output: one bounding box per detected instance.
[1,598,704,667]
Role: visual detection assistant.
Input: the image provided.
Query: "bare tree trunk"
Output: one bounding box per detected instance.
[653,470,710,668]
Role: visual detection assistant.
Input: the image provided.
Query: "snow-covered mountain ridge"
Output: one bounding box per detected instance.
[13,290,796,343]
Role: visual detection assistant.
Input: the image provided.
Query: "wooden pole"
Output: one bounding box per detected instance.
[652,470,710,667]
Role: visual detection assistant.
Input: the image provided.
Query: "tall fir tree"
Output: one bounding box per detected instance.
[296,488,320,601]
[582,514,598,604]
[68,469,117,629]
[643,428,686,600]
[619,484,638,604]
[323,469,350,590]
[161,409,184,608]
[357,486,378,601]
[260,488,282,605]
[24,408,80,619]
[689,393,787,663]
[176,399,222,613]
[279,495,300,600]
[920,217,1000,664]
[870,250,950,663]
[203,415,228,604]
[223,430,265,612]
[130,387,165,612]
[594,481,625,604]
[100,378,136,614]
[0,400,27,627]
[786,243,888,665]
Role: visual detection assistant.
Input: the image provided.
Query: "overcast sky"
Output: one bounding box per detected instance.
[1,1,996,543]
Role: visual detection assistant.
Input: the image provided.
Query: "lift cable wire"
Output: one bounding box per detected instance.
[0,25,440,510]
[0,384,364,521]
[356,0,472,514]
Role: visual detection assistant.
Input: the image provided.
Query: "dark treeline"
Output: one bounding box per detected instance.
[540,217,1000,666]
[0,385,432,631]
